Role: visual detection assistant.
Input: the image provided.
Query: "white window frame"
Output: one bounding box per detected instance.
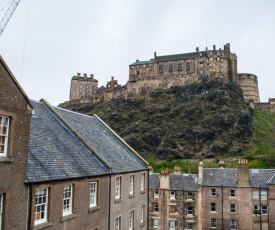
[211,218,217,228]
[230,203,236,213]
[187,192,193,200]
[141,205,145,223]
[0,194,3,229]
[130,175,134,195]
[154,190,159,198]
[153,219,159,227]
[211,189,216,197]
[34,188,48,225]
[141,173,145,191]
[0,115,10,157]
[63,184,73,216]
[170,191,175,200]
[230,219,236,229]
[90,181,97,207]
[261,190,267,199]
[186,206,193,215]
[262,205,268,215]
[115,177,121,199]
[115,216,121,230]
[129,210,134,230]
[230,190,235,197]
[169,220,176,229]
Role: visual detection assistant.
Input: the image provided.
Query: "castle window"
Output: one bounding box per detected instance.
[186,206,193,215]
[169,64,173,73]
[170,191,175,199]
[178,63,182,72]
[186,62,191,72]
[159,65,163,74]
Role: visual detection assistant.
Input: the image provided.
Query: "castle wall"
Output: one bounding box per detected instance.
[238,73,260,103]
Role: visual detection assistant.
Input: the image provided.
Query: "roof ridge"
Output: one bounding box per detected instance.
[40,98,113,172]
[94,114,149,166]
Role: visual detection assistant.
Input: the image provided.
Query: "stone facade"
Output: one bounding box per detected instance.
[0,56,33,230]
[254,98,275,113]
[63,43,262,109]
[149,161,275,230]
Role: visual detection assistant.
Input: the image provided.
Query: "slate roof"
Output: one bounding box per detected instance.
[54,106,148,173]
[26,101,110,183]
[149,173,198,191]
[202,168,275,188]
[130,60,154,66]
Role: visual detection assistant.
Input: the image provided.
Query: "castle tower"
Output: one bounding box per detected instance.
[238,73,260,103]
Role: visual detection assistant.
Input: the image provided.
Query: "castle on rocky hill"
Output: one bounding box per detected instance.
[60,43,274,112]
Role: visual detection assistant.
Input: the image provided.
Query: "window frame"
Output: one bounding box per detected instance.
[153,218,159,227]
[178,63,182,72]
[0,193,3,229]
[230,190,235,197]
[154,190,159,198]
[169,64,173,73]
[262,205,268,215]
[211,188,216,197]
[186,62,191,72]
[186,206,193,215]
[141,205,145,224]
[211,203,216,212]
[129,175,134,195]
[90,181,97,208]
[115,177,121,199]
[34,188,48,225]
[230,203,236,213]
[187,222,193,229]
[187,192,193,200]
[153,202,159,212]
[169,220,176,229]
[63,184,73,216]
[211,218,217,228]
[115,216,121,230]
[141,173,145,192]
[159,65,163,74]
[170,191,175,200]
[170,205,176,213]
[230,219,236,229]
[0,115,10,157]
[129,210,134,230]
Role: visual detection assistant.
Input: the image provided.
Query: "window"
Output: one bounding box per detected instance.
[154,190,159,198]
[115,177,121,199]
[254,205,260,215]
[261,190,267,199]
[0,194,3,229]
[230,220,236,229]
[141,205,145,224]
[141,173,145,191]
[253,190,267,199]
[178,63,182,72]
[129,210,134,230]
[34,188,48,225]
[200,63,203,68]
[230,204,236,213]
[169,64,173,73]
[130,175,134,195]
[262,205,268,215]
[0,116,10,156]
[169,220,176,229]
[230,190,235,197]
[211,189,216,197]
[153,203,159,212]
[186,206,193,215]
[170,191,175,199]
[90,181,97,207]
[159,65,163,74]
[187,192,193,200]
[211,218,217,228]
[211,203,216,212]
[187,222,193,229]
[115,216,121,230]
[63,185,73,216]
[153,219,159,227]
[170,205,176,213]
[186,62,191,71]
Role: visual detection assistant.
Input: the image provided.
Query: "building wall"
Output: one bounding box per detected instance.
[0,58,32,230]
[254,98,275,113]
[30,176,109,230]
[110,170,148,230]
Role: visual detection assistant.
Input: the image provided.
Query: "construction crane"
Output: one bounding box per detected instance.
[0,0,21,36]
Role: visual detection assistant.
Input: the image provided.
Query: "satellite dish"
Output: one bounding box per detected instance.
[216,193,220,197]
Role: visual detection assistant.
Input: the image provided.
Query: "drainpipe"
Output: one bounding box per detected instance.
[260,185,262,230]
[108,174,111,230]
[222,184,224,230]
[27,183,33,230]
[267,187,269,230]
[147,170,150,229]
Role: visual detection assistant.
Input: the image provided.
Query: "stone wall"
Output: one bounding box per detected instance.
[254,98,275,113]
[238,73,260,103]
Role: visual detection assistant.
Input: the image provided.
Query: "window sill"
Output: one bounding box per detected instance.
[129,193,135,198]
[33,222,52,230]
[114,198,122,203]
[0,157,13,162]
[140,221,146,227]
[89,206,100,212]
[61,214,76,222]
[140,190,146,194]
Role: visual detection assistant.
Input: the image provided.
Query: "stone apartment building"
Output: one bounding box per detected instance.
[0,56,33,230]
[149,160,275,230]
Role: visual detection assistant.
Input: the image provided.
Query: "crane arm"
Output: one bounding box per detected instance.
[0,0,21,36]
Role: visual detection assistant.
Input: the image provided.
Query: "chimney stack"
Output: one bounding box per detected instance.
[148,166,153,174]
[237,159,250,187]
[213,45,216,51]
[154,52,157,59]
[160,170,170,189]
[77,73,81,77]
[226,43,230,52]
[84,73,87,78]
[111,76,114,81]
[198,161,204,185]
[90,74,94,80]
[174,166,181,174]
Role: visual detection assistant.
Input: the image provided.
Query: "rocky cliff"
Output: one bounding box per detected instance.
[71,78,253,160]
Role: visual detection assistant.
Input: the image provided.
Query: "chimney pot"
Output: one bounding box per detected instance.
[136,59,139,62]
[196,47,199,52]
[77,73,81,77]
[213,45,216,51]
[154,52,157,59]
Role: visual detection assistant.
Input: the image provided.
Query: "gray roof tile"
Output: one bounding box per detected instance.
[27,101,110,183]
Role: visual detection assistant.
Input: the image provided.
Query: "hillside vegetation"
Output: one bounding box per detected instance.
[73,78,261,161]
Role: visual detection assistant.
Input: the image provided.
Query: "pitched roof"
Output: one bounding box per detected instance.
[129,60,154,66]
[202,168,275,188]
[0,55,33,108]
[53,105,148,173]
[26,101,110,183]
[149,173,198,191]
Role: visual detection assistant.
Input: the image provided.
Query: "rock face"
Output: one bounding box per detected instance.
[74,78,253,160]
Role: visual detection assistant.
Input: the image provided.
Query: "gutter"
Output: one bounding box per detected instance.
[40,98,112,172]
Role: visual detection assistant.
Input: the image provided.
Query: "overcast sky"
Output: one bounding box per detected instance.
[0,0,274,105]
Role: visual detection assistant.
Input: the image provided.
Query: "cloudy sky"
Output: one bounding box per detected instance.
[0,0,274,105]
